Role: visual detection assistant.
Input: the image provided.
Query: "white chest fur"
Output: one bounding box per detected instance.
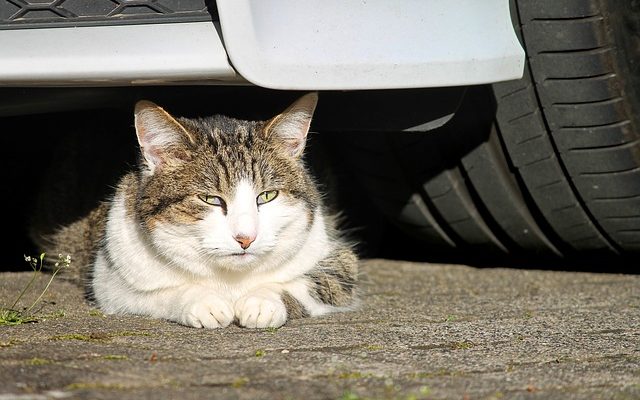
[91,186,333,317]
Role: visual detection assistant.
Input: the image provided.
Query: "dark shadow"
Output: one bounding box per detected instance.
[321,86,638,274]
[1,109,138,271]
[1,87,636,274]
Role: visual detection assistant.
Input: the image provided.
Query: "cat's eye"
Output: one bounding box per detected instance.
[257,190,278,205]
[198,194,225,207]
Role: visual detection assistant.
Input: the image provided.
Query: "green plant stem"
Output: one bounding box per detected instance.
[10,262,41,310]
[25,267,61,315]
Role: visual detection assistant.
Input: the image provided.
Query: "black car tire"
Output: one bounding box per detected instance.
[344,0,640,259]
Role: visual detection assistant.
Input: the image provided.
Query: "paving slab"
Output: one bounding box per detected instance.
[0,259,638,400]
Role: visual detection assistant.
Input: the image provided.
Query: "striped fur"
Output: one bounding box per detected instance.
[44,94,358,328]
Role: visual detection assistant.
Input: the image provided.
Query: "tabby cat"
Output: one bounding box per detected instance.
[45,93,358,328]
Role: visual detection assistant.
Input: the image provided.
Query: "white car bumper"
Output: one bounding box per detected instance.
[218,0,525,90]
[0,0,524,89]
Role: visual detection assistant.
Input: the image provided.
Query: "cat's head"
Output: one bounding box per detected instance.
[131,94,322,274]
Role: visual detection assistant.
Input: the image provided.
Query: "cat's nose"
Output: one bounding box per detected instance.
[235,234,255,250]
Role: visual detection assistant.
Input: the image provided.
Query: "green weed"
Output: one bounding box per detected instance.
[0,253,71,326]
[340,392,361,400]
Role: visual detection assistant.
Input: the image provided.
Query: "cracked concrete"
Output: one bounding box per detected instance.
[1,259,638,399]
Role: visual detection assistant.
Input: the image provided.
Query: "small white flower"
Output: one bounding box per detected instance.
[55,262,60,267]
[24,255,31,262]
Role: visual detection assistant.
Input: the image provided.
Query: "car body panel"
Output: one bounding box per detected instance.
[217,0,525,89]
[0,22,238,86]
[0,1,524,89]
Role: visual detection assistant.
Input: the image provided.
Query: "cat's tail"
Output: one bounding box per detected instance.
[34,203,109,289]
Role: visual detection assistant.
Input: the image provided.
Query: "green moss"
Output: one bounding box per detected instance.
[65,382,127,391]
[419,386,431,396]
[27,357,52,366]
[112,330,152,337]
[365,344,384,351]
[408,369,465,379]
[335,370,380,380]
[232,377,249,388]
[337,371,365,379]
[49,330,151,342]
[339,383,430,400]
[102,355,128,361]
[409,372,431,379]
[340,391,361,400]
[88,309,105,317]
[0,338,23,348]
[450,341,475,350]
[254,349,266,357]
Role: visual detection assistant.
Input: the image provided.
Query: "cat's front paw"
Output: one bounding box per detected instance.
[235,288,287,328]
[181,292,234,329]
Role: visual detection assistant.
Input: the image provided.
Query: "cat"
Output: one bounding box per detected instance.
[43,93,358,328]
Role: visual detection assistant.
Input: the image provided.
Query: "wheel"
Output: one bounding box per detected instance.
[344,0,640,259]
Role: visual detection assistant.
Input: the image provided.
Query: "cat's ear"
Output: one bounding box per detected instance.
[134,100,195,173]
[264,93,318,158]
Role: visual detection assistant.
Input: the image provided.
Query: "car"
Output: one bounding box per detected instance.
[1,0,638,264]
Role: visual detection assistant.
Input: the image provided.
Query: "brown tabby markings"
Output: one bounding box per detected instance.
[44,95,359,322]
[134,115,319,231]
[281,291,309,319]
[44,203,108,287]
[306,247,358,307]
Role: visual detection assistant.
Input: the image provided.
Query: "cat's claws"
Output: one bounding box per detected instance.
[235,289,287,328]
[182,293,234,329]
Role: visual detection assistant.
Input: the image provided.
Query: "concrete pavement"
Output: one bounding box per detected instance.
[0,259,638,399]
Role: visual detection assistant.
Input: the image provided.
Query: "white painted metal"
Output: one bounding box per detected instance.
[0,1,524,89]
[217,0,525,90]
[0,22,238,86]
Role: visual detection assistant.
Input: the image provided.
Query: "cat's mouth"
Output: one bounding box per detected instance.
[227,251,257,259]
[230,252,250,257]
[223,251,260,267]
